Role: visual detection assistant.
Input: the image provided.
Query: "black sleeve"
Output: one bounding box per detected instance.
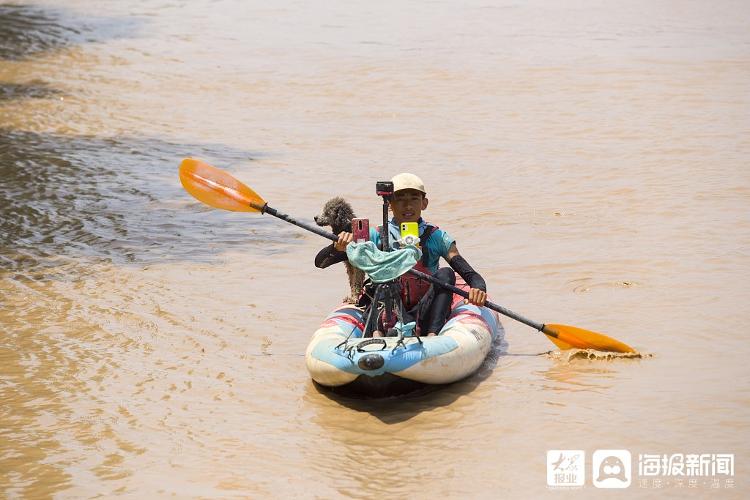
[448,255,486,291]
[315,243,348,269]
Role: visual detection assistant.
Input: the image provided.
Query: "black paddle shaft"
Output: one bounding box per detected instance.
[262,203,545,332]
[263,205,340,242]
[408,269,545,332]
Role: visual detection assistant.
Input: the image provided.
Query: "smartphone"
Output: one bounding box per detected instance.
[352,218,370,243]
[400,222,419,247]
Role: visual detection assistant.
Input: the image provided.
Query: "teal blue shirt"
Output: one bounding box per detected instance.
[369,218,455,274]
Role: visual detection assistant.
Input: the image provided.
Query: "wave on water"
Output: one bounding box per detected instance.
[0,3,143,61]
[545,348,653,362]
[0,128,294,278]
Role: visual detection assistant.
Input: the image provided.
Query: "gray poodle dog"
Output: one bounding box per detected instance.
[314,197,366,304]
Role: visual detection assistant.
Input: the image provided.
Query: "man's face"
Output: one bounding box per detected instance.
[390,189,428,223]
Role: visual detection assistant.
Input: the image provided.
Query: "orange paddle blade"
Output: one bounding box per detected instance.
[179,158,266,212]
[542,324,635,353]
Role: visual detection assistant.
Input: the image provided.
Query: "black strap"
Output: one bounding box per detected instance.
[419,224,437,266]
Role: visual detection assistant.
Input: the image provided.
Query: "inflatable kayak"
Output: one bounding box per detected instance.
[306,277,502,396]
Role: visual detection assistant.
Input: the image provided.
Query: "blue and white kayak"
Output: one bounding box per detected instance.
[306,277,502,396]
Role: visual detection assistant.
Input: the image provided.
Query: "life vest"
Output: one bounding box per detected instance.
[377,223,438,311]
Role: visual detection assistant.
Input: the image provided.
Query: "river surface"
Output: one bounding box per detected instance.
[1,0,748,498]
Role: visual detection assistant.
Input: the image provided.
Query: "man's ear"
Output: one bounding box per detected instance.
[422,197,429,210]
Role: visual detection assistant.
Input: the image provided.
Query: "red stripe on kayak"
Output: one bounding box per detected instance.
[327,314,365,332]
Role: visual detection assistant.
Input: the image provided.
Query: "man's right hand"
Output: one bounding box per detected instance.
[334,232,353,252]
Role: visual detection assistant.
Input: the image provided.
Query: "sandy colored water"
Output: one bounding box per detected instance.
[1,0,749,497]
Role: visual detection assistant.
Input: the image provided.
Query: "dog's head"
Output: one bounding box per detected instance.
[314,197,356,234]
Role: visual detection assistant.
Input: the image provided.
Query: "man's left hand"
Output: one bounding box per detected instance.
[466,288,487,307]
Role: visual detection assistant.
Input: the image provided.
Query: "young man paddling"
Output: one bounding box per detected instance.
[317,173,487,337]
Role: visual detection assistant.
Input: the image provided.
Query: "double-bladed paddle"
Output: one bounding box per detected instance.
[179,158,635,353]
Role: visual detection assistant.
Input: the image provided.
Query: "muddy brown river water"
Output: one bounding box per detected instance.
[1,0,748,497]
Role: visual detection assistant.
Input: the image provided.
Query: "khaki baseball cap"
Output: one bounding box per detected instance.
[391,173,426,194]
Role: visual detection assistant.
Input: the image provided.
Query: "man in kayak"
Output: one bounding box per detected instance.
[316,172,487,337]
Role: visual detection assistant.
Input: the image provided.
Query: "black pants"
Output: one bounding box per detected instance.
[360,268,456,336]
[412,267,456,334]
